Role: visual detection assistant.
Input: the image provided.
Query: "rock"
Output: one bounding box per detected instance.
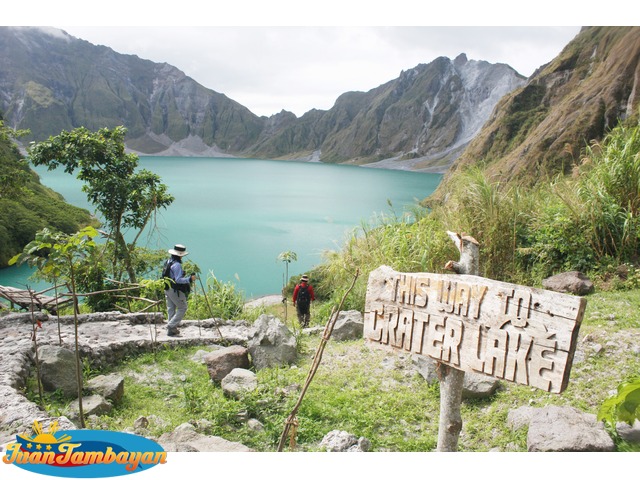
[66,394,112,422]
[37,345,79,397]
[462,372,501,399]
[158,423,253,452]
[221,368,258,398]
[617,419,640,443]
[86,374,125,403]
[542,271,594,296]
[331,310,364,341]
[133,416,149,430]
[412,354,439,383]
[507,406,538,430]
[319,430,370,452]
[526,405,614,452]
[204,345,250,383]
[247,314,297,370]
[247,418,265,431]
[412,356,500,399]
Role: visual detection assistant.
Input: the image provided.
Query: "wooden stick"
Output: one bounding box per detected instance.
[277,269,359,452]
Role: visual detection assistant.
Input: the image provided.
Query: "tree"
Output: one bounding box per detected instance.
[28,126,174,283]
[277,251,297,323]
[278,251,297,287]
[10,226,100,428]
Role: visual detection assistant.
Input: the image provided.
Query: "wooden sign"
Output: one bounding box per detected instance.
[364,266,587,393]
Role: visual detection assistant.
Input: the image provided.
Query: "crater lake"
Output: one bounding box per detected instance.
[0,157,441,299]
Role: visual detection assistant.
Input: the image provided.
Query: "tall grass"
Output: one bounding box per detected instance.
[315,209,455,312]
[317,115,640,300]
[576,121,640,261]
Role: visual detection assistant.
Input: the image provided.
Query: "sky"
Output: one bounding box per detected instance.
[5,0,624,119]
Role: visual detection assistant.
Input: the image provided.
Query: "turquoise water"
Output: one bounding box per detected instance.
[0,157,441,299]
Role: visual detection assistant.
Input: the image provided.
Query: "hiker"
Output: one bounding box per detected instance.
[292,274,315,328]
[163,244,195,337]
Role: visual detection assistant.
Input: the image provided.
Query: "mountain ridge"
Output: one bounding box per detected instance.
[0,26,526,172]
[439,26,640,188]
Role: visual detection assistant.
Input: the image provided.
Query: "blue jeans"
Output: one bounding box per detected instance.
[166,288,188,330]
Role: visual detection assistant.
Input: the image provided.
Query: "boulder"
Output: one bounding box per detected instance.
[319,430,370,452]
[462,372,501,399]
[526,405,615,452]
[158,423,253,452]
[221,368,258,399]
[331,310,364,341]
[247,315,297,370]
[37,345,79,397]
[617,419,640,444]
[86,374,125,403]
[67,395,112,422]
[542,271,594,295]
[204,345,250,383]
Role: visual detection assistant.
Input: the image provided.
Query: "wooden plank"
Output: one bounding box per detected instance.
[0,285,73,314]
[364,266,587,394]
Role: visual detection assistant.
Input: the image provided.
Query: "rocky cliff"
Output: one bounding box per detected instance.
[441,26,640,187]
[0,27,263,155]
[251,54,525,171]
[0,27,526,172]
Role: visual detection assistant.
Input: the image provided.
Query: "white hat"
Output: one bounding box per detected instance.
[168,244,189,256]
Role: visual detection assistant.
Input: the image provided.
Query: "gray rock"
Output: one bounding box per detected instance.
[331,310,364,341]
[617,419,640,443]
[221,368,258,398]
[67,394,112,422]
[527,405,615,452]
[319,430,370,452]
[507,406,538,430]
[542,271,594,296]
[412,354,439,383]
[37,345,79,397]
[86,374,125,403]
[191,347,221,363]
[247,418,265,431]
[204,345,250,383]
[462,372,501,399]
[247,315,297,370]
[158,423,252,452]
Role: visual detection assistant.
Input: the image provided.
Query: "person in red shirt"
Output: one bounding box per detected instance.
[292,274,315,328]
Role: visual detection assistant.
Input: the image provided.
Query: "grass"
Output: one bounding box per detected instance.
[28,286,640,452]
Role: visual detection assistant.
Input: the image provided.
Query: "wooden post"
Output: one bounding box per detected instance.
[363,233,586,453]
[436,231,479,451]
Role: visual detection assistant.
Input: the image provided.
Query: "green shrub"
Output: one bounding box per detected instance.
[188,271,245,320]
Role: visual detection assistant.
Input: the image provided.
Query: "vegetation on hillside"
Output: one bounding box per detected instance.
[311,114,640,310]
[0,119,95,267]
[447,27,640,187]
